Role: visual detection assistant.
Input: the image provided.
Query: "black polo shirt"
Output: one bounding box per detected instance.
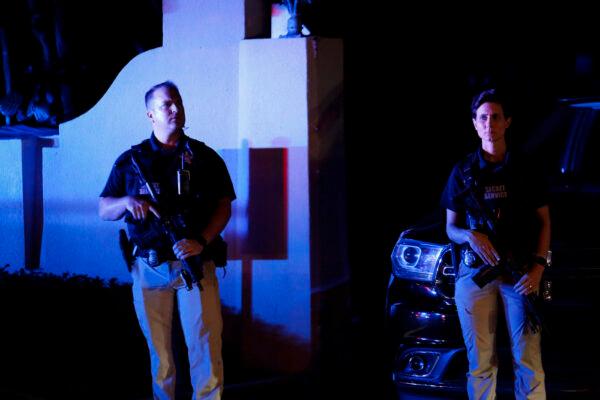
[441,148,548,258]
[100,132,236,249]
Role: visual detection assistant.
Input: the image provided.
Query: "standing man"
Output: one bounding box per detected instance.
[99,81,235,399]
[442,88,550,399]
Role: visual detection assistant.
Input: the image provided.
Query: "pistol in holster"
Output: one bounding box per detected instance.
[119,229,135,272]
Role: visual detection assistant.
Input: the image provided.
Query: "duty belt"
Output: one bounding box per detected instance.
[135,246,176,267]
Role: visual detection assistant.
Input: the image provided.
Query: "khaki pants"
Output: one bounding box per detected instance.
[455,263,545,400]
[132,258,223,400]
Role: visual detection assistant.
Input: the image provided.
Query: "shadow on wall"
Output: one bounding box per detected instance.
[225,147,288,260]
[0,268,308,399]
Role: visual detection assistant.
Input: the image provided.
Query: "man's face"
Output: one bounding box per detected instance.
[473,102,511,144]
[146,86,186,134]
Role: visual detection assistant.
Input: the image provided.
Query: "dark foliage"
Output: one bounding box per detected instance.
[0,267,318,399]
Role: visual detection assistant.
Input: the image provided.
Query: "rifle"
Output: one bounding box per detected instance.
[453,163,546,333]
[130,152,203,291]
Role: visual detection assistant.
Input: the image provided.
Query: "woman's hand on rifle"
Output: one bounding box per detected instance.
[514,264,544,296]
[466,230,501,267]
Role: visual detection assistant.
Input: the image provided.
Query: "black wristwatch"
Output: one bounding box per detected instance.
[532,253,551,268]
[197,235,208,247]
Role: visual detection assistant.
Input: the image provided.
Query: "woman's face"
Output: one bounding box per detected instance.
[473,102,511,144]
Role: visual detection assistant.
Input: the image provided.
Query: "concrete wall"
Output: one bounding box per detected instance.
[227,37,346,372]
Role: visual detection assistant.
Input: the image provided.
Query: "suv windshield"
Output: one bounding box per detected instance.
[527,100,600,190]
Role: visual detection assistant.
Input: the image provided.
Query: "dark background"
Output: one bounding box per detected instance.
[0,0,162,124]
[343,4,600,397]
[3,1,600,398]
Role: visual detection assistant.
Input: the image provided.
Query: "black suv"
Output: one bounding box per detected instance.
[386,98,600,396]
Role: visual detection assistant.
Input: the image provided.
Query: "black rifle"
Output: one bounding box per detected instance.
[472,258,543,333]
[130,152,203,291]
[454,168,544,333]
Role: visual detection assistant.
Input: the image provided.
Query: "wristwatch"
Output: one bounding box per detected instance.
[532,255,548,267]
[532,251,552,268]
[197,235,208,247]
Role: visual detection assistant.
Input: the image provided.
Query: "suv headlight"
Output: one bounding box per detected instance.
[391,239,446,282]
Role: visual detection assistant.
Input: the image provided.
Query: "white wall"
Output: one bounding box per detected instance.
[41,0,345,374]
[236,37,345,371]
[42,0,244,281]
[238,38,311,343]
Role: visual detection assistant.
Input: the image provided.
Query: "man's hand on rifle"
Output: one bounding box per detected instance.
[466,230,501,267]
[126,196,161,220]
[514,264,544,296]
[173,239,204,260]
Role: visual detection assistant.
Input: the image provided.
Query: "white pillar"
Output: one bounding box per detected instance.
[0,139,24,270]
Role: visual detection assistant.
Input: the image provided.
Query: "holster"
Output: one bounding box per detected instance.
[118,229,135,272]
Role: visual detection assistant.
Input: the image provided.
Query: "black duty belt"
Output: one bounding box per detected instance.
[135,246,176,267]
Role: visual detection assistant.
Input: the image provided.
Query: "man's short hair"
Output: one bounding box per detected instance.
[145,81,180,109]
[471,88,512,119]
